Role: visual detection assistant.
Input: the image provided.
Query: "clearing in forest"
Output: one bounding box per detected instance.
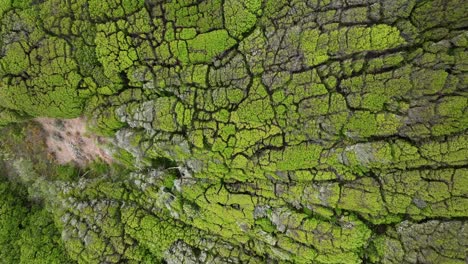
[35,117,113,167]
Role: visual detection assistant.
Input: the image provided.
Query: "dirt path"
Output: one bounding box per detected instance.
[35,117,113,167]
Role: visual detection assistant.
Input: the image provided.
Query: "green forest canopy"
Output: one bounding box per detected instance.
[0,0,467,263]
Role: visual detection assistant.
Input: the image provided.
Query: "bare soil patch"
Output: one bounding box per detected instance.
[35,117,113,167]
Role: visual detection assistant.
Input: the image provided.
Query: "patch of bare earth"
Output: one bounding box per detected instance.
[35,117,113,167]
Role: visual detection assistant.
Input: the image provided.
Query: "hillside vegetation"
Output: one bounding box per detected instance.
[0,0,467,263]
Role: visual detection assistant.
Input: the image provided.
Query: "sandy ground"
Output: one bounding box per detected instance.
[35,117,113,167]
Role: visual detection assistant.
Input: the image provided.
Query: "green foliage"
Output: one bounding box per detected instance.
[19,207,73,264]
[88,0,144,20]
[224,0,259,38]
[54,165,80,181]
[0,179,26,263]
[165,0,224,33]
[0,0,467,263]
[0,108,29,127]
[412,0,466,31]
[345,111,401,138]
[301,29,330,66]
[0,178,72,264]
[301,25,405,66]
[0,6,87,120]
[0,0,11,17]
[186,30,237,63]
